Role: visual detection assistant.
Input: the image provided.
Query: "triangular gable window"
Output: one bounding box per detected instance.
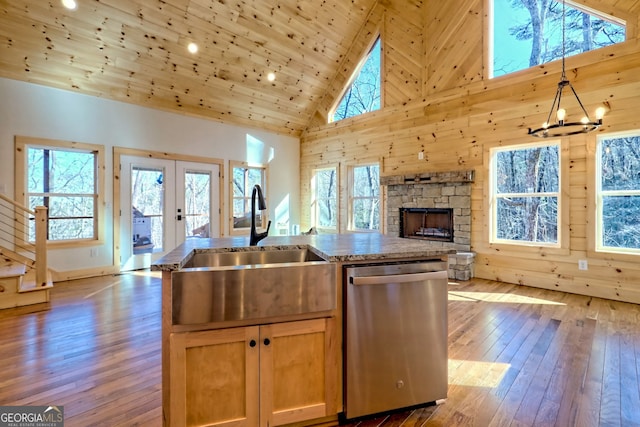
[492,0,625,78]
[330,37,381,122]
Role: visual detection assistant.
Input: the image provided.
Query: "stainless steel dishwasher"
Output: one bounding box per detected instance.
[344,261,448,420]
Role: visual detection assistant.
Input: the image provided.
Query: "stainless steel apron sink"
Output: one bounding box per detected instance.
[182,248,326,268]
[171,248,336,326]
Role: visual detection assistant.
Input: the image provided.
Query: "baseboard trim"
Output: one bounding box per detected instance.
[51,265,121,282]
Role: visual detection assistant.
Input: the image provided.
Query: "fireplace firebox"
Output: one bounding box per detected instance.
[399,208,454,242]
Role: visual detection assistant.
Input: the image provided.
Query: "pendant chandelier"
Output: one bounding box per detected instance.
[528,0,605,138]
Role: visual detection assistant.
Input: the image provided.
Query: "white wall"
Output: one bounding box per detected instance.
[0,77,300,274]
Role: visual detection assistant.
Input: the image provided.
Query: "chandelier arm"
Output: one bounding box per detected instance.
[545,86,563,126]
[566,81,592,120]
[556,83,564,120]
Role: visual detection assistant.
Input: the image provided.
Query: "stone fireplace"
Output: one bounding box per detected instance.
[381,170,475,280]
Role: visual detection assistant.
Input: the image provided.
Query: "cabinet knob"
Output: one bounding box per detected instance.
[249,339,257,348]
[263,338,271,346]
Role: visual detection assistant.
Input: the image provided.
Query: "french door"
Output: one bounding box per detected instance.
[120,156,220,270]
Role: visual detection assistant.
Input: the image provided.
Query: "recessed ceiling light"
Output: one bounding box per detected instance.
[267,72,276,82]
[187,42,198,54]
[61,0,77,10]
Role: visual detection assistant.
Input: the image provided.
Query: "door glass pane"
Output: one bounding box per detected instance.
[185,171,211,238]
[131,166,165,254]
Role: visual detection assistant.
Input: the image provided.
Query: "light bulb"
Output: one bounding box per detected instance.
[556,108,566,122]
[61,0,77,9]
[595,107,606,120]
[187,42,198,54]
[267,72,276,82]
[542,122,549,129]
[581,116,589,124]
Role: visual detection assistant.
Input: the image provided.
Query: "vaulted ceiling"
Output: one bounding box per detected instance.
[0,0,377,136]
[3,1,640,138]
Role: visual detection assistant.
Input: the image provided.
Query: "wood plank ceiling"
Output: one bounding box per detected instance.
[0,0,377,136]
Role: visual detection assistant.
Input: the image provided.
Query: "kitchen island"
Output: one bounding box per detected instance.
[151,233,455,269]
[153,233,454,427]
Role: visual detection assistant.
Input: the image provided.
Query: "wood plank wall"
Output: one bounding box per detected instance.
[300,0,640,304]
[424,0,484,93]
[383,1,423,106]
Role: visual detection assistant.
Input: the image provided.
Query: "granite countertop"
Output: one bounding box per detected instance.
[151,233,455,271]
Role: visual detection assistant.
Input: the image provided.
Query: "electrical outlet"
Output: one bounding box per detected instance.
[90,248,99,258]
[418,151,424,160]
[578,259,588,270]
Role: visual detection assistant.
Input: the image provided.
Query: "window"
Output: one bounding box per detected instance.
[596,132,640,254]
[311,167,338,230]
[16,137,103,244]
[230,161,267,233]
[490,142,560,245]
[349,164,380,231]
[492,0,625,78]
[330,37,381,122]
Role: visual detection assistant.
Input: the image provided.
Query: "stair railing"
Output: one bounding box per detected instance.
[0,193,48,287]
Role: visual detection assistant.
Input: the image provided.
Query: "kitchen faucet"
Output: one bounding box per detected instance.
[250,184,271,246]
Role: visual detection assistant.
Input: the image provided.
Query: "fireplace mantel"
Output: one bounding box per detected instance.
[380,170,474,186]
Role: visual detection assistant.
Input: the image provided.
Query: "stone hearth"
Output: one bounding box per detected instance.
[381,170,475,280]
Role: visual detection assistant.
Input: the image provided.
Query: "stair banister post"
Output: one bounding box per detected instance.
[34,206,48,287]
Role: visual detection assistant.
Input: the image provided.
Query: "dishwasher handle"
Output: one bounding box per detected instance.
[350,270,447,286]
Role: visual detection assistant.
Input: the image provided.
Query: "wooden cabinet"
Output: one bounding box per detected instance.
[169,318,339,427]
[169,326,259,426]
[260,319,339,426]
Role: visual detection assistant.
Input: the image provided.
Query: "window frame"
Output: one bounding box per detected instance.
[592,130,640,257]
[15,136,105,247]
[347,162,382,233]
[229,160,268,236]
[489,0,627,79]
[311,166,339,232]
[487,139,569,254]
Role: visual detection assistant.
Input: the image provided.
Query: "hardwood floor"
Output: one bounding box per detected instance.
[0,271,162,426]
[0,273,639,426]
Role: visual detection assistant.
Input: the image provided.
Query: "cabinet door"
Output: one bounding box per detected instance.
[170,327,260,427]
[259,318,339,426]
